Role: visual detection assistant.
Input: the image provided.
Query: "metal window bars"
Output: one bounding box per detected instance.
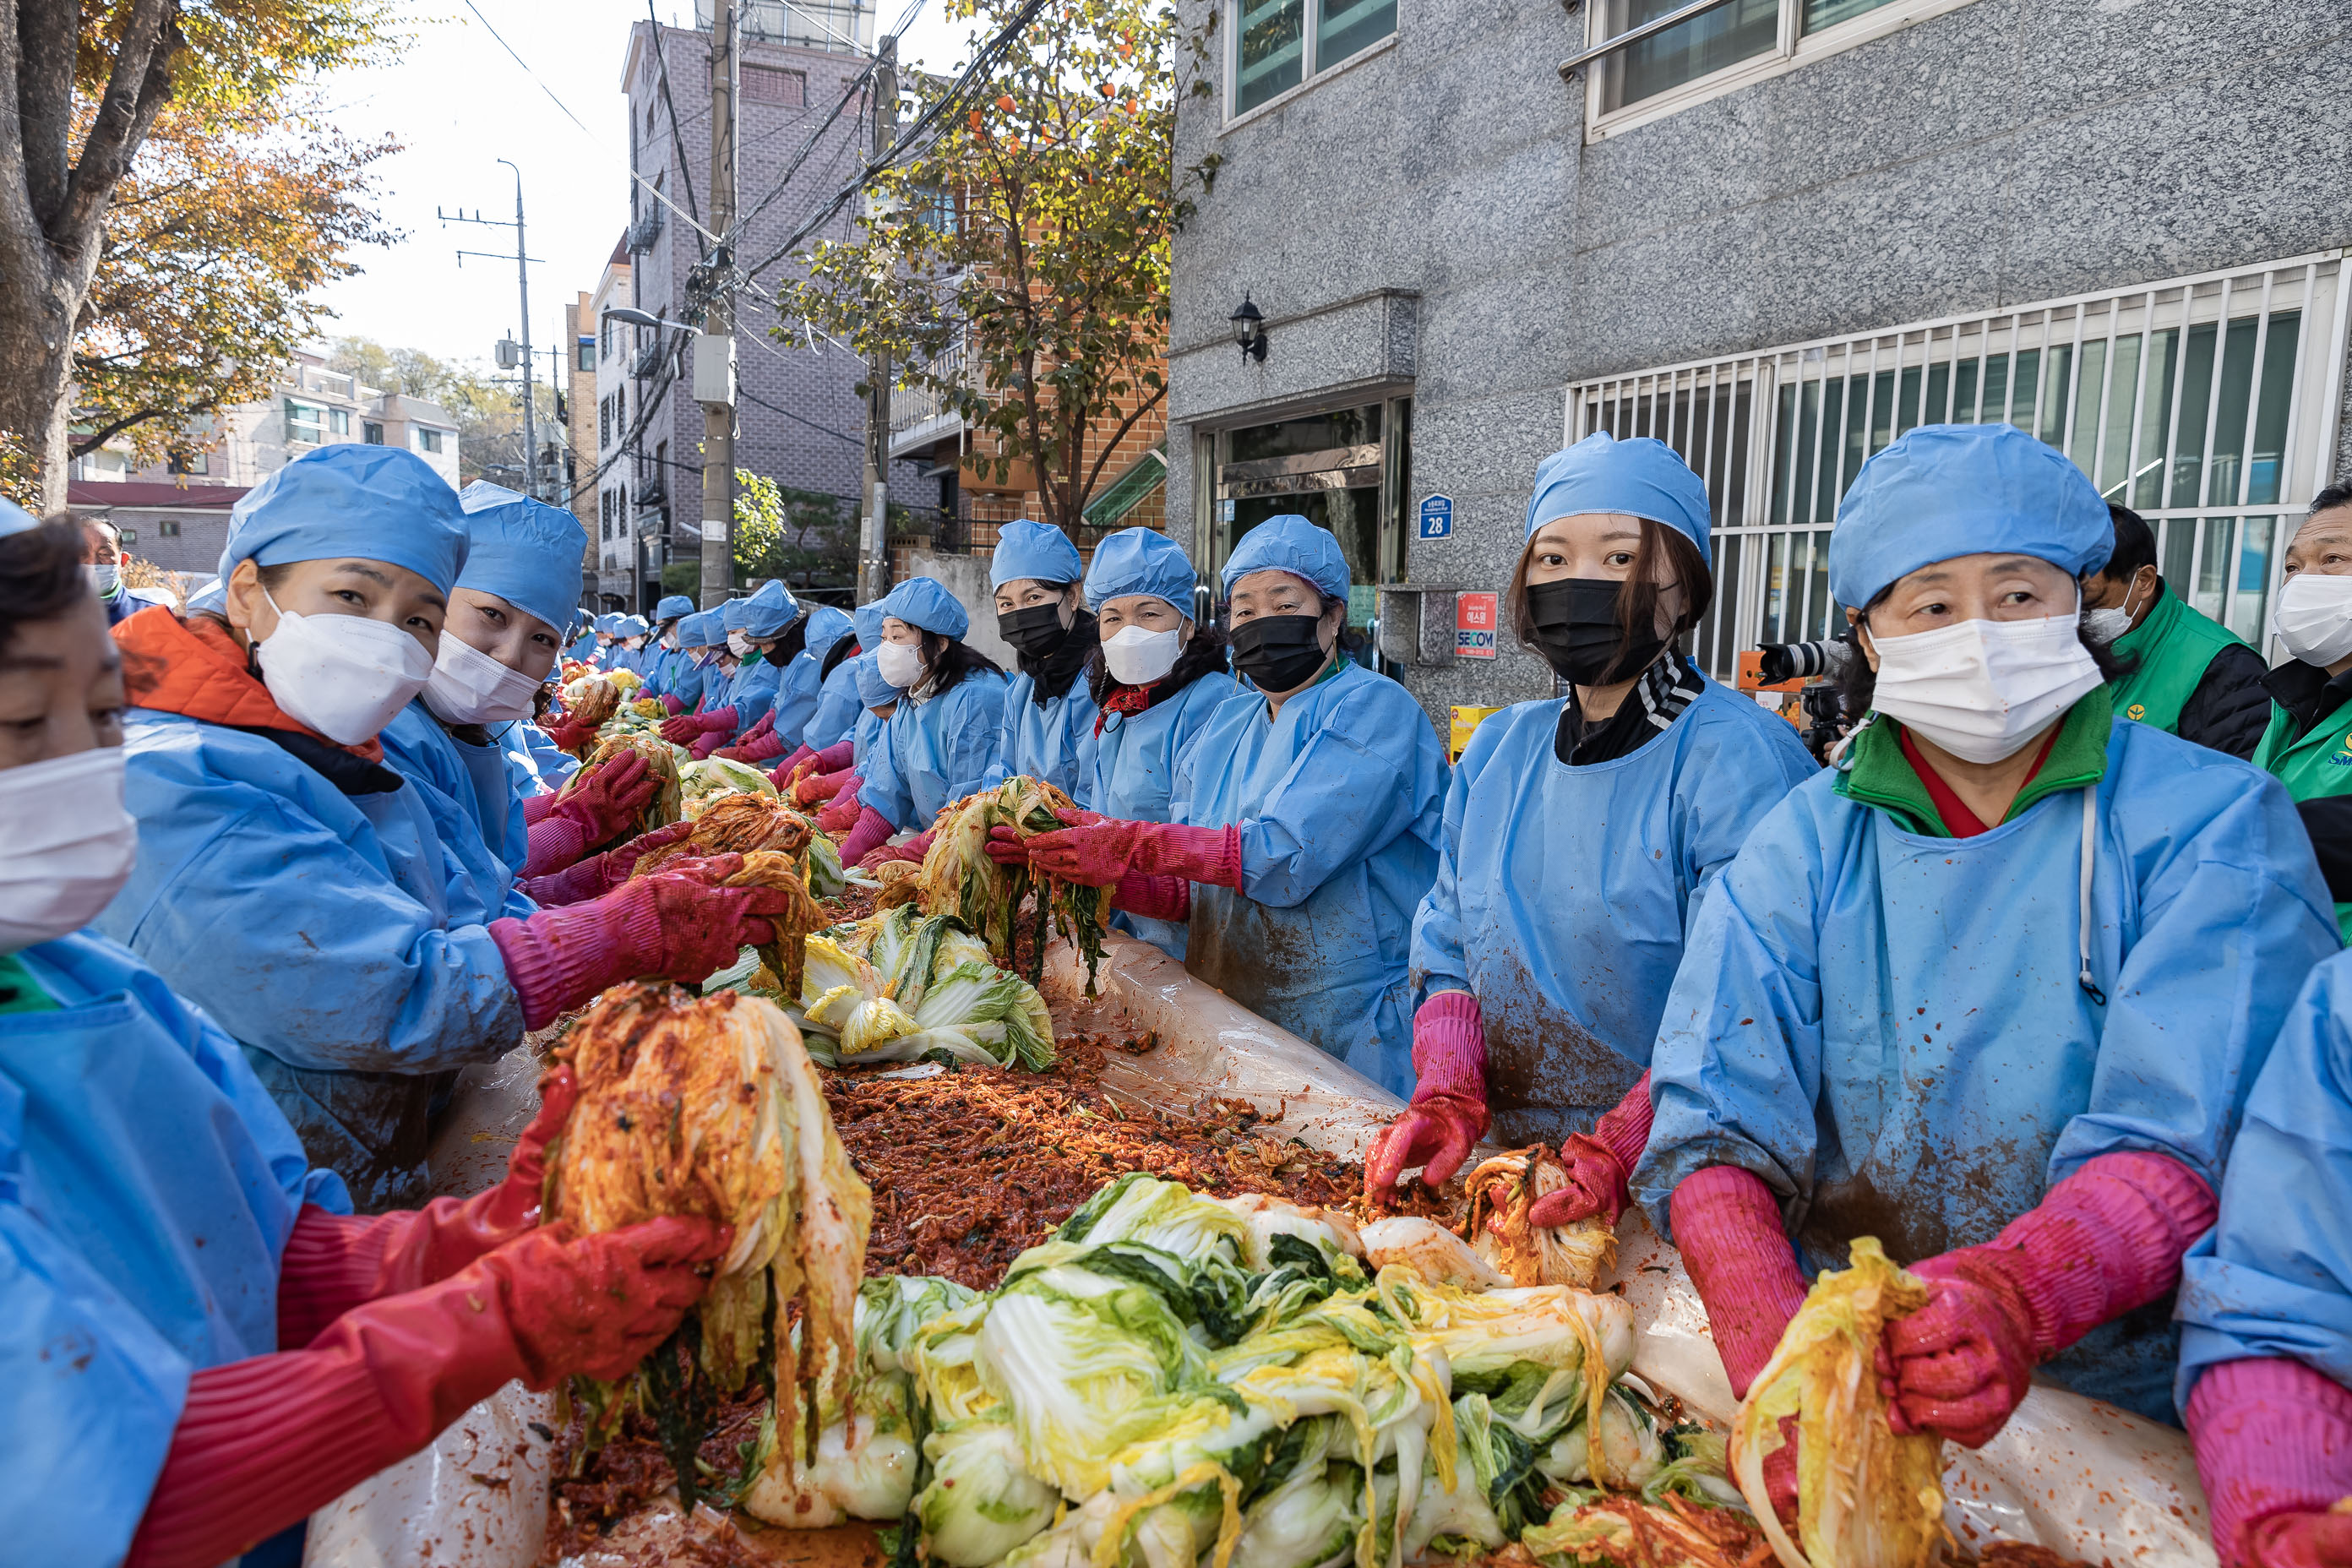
[1566,253,2352,679]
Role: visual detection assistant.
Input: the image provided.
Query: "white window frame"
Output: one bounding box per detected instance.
[1223,0,1397,129]
[1565,251,2352,676]
[284,399,324,444]
[1578,0,1979,144]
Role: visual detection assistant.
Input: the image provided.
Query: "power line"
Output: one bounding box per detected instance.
[453,0,716,245]
[737,375,865,447]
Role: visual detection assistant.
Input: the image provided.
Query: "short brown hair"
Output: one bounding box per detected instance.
[1506,519,1714,682]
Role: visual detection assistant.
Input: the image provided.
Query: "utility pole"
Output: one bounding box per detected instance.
[698,0,740,611]
[443,161,542,498]
[858,35,899,605]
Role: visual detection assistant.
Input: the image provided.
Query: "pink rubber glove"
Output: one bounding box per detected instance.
[521,792,557,826]
[661,706,736,745]
[546,716,600,753]
[715,712,779,762]
[986,825,1033,867]
[795,768,858,806]
[275,1065,580,1348]
[1527,1072,1655,1229]
[125,1217,726,1568]
[815,782,864,833]
[1881,1150,2216,1448]
[517,821,696,906]
[765,743,819,785]
[838,805,896,867]
[521,752,656,874]
[1021,812,1243,890]
[1109,870,1190,922]
[688,730,727,760]
[863,827,936,870]
[662,693,687,716]
[489,865,799,1029]
[1364,992,1490,1196]
[1669,1163,1809,1398]
[2189,1358,2352,1568]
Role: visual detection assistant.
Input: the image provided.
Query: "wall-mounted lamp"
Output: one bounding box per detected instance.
[1230,295,1268,363]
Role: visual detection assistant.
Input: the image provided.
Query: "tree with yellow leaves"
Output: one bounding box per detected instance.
[0,0,398,506]
[779,0,1217,539]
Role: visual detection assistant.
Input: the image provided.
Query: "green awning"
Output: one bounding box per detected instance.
[1082,445,1168,531]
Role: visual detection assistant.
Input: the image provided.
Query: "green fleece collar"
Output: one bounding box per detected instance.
[1834,687,2112,836]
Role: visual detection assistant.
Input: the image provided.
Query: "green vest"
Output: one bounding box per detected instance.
[2107,585,2250,735]
[2254,694,2352,940]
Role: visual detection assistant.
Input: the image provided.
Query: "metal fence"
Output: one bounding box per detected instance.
[1568,253,2352,678]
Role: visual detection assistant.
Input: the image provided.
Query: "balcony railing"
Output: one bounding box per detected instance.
[887,331,968,458]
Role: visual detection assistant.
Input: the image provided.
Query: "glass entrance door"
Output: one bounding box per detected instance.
[1207,399,1411,668]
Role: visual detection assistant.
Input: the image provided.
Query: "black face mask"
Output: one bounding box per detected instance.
[1525,578,1668,686]
[997,602,1072,660]
[1229,613,1331,692]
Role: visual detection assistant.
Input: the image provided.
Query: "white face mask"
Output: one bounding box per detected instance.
[422,634,542,726]
[2081,576,2147,646]
[875,639,925,691]
[2273,572,2352,668]
[254,590,437,746]
[1102,624,1182,686]
[86,563,120,596]
[662,631,680,651]
[727,629,754,658]
[1869,607,2103,765]
[0,748,137,952]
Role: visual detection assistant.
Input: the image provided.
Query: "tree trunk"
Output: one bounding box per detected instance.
[0,0,184,508]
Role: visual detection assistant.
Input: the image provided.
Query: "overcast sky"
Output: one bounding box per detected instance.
[309,0,967,373]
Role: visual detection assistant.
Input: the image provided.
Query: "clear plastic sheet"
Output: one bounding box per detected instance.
[318,933,2217,1567]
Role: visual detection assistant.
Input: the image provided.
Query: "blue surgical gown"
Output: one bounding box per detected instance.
[1088,670,1242,960]
[499,720,579,801]
[668,652,718,716]
[766,651,827,751]
[1636,714,2338,1422]
[804,653,866,751]
[2175,946,2352,1407]
[984,668,1100,805]
[100,709,526,1211]
[1413,678,1817,1144]
[715,652,786,740]
[1168,663,1448,1097]
[380,700,536,921]
[0,930,347,1564]
[863,673,1010,831]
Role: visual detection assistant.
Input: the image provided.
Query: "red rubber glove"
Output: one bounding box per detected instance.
[662,693,687,716]
[1669,1164,1809,1399]
[1021,812,1243,890]
[1364,992,1490,1196]
[794,767,858,806]
[815,782,863,833]
[715,712,780,762]
[2189,1358,2352,1568]
[764,743,819,784]
[489,863,798,1029]
[688,729,727,760]
[838,805,896,867]
[862,826,936,871]
[521,791,557,826]
[1526,1073,1655,1229]
[124,1217,725,1568]
[518,821,696,906]
[275,1065,580,1348]
[985,825,1032,867]
[547,716,600,753]
[661,706,736,745]
[521,752,656,874]
[1881,1150,2216,1448]
[1109,870,1190,922]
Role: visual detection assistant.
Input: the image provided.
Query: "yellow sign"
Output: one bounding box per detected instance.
[1449,705,1505,762]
